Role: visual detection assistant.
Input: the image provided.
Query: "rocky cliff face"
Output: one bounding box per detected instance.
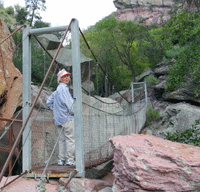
[113,0,175,24]
[0,17,23,130]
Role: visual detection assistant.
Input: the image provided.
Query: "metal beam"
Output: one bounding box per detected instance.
[22,25,32,172]
[29,25,69,35]
[144,82,148,107]
[71,19,85,178]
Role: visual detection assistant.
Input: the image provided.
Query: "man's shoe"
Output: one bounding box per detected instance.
[65,159,75,166]
[58,159,65,166]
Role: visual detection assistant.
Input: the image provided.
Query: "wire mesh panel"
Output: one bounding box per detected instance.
[30,86,146,168]
[82,85,147,167]
[31,109,59,168]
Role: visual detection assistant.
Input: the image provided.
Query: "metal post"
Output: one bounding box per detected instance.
[131,82,134,112]
[105,75,108,97]
[43,51,45,79]
[22,25,32,172]
[131,82,134,103]
[96,63,99,95]
[144,82,148,108]
[71,19,85,177]
[9,125,13,175]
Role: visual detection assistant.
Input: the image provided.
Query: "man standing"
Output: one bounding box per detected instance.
[46,69,75,166]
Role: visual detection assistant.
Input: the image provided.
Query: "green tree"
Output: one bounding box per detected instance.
[80,17,125,95]
[12,31,23,72]
[15,5,29,24]
[25,0,46,26]
[112,22,163,79]
[33,20,50,28]
[112,21,147,81]
[31,42,58,89]
[0,2,13,24]
[80,17,163,95]
[161,11,200,92]
[12,32,58,89]
[5,6,14,15]
[140,26,165,69]
[0,0,3,8]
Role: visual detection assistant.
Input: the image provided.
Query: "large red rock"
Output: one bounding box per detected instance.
[0,17,22,130]
[110,134,200,191]
[114,0,197,25]
[115,8,171,25]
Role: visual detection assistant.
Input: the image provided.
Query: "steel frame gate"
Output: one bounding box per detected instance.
[22,19,85,178]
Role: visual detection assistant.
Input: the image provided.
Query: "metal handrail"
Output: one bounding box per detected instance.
[0,117,22,123]
[0,117,22,177]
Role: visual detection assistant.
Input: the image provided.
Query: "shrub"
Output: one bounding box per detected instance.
[165,45,188,60]
[145,104,161,126]
[144,75,160,87]
[165,119,200,147]
[5,6,14,15]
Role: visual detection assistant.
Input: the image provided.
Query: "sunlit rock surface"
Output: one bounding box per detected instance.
[110,134,200,191]
[0,17,22,131]
[113,0,174,25]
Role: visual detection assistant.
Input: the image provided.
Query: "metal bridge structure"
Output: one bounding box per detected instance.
[0,19,147,190]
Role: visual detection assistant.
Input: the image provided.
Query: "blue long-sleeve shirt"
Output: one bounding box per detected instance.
[46,83,74,125]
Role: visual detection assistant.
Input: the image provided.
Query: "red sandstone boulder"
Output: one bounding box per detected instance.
[110,134,200,191]
[0,17,23,130]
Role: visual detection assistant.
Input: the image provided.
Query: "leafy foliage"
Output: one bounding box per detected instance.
[25,0,46,26]
[15,5,29,25]
[80,17,130,95]
[145,104,161,126]
[165,119,200,146]
[11,22,56,89]
[33,20,50,28]
[0,3,15,24]
[80,17,164,96]
[31,38,58,90]
[144,75,160,87]
[161,11,200,92]
[5,6,14,15]
[12,30,23,72]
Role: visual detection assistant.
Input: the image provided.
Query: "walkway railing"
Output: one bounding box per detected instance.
[30,82,147,169]
[0,117,22,175]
